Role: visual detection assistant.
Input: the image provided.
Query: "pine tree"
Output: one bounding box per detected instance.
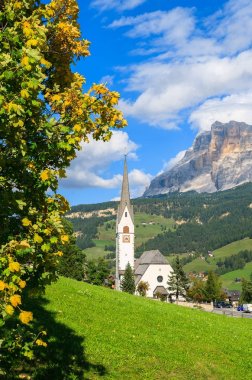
[204,271,224,302]
[167,256,189,301]
[121,263,136,294]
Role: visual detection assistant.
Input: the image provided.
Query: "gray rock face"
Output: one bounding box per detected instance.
[144,121,252,197]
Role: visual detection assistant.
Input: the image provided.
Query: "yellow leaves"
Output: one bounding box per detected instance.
[23,21,33,37]
[17,240,30,249]
[19,311,33,324]
[110,96,118,105]
[21,56,29,67]
[0,280,6,291]
[40,169,50,181]
[10,294,21,307]
[13,120,24,128]
[40,58,52,68]
[9,261,21,272]
[19,280,26,289]
[73,124,81,132]
[22,218,32,227]
[54,250,63,257]
[92,84,107,95]
[47,197,54,203]
[43,228,51,236]
[34,234,43,244]
[58,169,66,178]
[21,89,29,99]
[5,102,24,115]
[5,305,14,315]
[61,235,69,244]
[35,338,47,347]
[13,1,22,10]
[51,94,61,102]
[26,39,38,47]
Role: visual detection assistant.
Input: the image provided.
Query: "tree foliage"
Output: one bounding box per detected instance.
[136,281,150,297]
[84,258,110,286]
[0,0,126,373]
[167,256,189,300]
[187,276,207,303]
[204,271,224,302]
[121,263,136,294]
[240,279,252,303]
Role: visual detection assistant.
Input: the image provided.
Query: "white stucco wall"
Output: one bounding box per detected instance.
[138,264,173,298]
[116,205,134,271]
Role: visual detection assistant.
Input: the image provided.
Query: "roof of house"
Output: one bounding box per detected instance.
[153,286,168,296]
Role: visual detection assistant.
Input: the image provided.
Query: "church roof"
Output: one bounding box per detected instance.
[135,250,169,267]
[117,157,134,224]
[134,250,170,285]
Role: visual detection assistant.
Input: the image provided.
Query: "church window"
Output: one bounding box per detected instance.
[123,226,129,233]
[125,212,127,217]
[157,276,163,283]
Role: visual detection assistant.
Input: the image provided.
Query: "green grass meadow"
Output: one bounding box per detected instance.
[33,277,252,379]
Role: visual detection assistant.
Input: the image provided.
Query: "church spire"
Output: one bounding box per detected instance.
[117,156,133,223]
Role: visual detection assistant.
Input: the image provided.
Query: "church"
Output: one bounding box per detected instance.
[115,157,173,299]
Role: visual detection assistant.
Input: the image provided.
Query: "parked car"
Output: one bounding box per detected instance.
[243,304,252,313]
[237,305,243,311]
[214,301,232,308]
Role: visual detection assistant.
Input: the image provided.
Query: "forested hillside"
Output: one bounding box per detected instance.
[67,183,252,257]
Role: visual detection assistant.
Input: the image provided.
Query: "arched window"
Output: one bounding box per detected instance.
[125,211,127,217]
[123,226,129,233]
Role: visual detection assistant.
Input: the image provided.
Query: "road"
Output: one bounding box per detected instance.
[212,308,252,319]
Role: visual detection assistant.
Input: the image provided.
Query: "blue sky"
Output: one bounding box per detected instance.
[59,0,252,205]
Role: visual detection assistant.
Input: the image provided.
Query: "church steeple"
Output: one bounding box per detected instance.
[115,156,135,290]
[117,156,133,224]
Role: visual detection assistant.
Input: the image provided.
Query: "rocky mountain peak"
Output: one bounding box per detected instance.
[144,121,252,197]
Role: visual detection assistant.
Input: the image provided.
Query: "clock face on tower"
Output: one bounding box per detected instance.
[122,234,130,243]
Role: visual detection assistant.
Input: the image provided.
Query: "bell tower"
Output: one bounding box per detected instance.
[115,156,134,290]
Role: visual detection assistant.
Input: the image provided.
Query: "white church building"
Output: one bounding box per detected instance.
[115,157,173,298]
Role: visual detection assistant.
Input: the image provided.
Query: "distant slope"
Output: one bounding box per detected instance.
[68,183,252,258]
[40,277,252,379]
[183,238,252,273]
[220,262,252,291]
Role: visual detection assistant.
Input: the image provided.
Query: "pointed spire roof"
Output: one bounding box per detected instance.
[117,156,134,223]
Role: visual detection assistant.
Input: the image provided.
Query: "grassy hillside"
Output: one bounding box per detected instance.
[84,212,174,259]
[34,277,252,379]
[220,261,252,290]
[183,238,252,274]
[68,183,252,258]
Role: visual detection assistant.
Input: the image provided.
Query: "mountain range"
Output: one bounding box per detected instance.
[144,121,252,197]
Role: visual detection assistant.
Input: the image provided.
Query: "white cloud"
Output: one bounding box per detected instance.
[100,75,114,86]
[91,0,147,12]
[109,0,252,131]
[129,169,153,197]
[190,92,252,131]
[61,131,138,188]
[109,8,194,46]
[61,131,152,197]
[119,51,252,129]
